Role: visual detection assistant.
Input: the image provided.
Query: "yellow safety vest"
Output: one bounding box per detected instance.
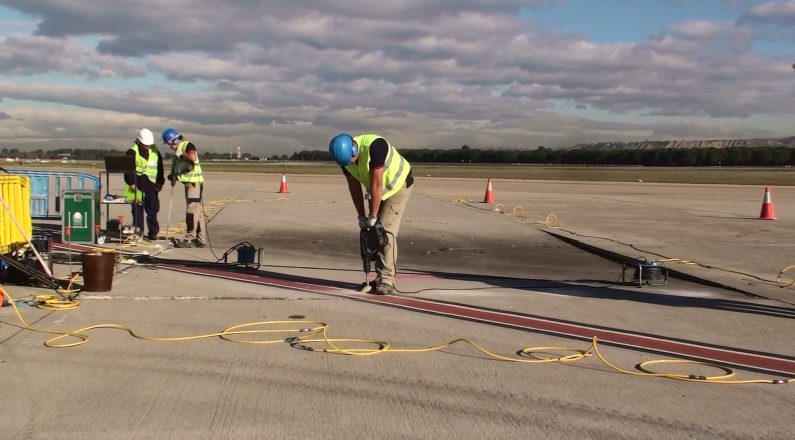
[124,144,160,202]
[175,141,204,183]
[345,134,411,201]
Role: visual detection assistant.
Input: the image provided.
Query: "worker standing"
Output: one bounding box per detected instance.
[163,128,206,248]
[329,133,414,295]
[123,128,164,240]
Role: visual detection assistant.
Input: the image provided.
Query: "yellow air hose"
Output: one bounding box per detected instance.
[1,287,789,385]
[777,265,795,288]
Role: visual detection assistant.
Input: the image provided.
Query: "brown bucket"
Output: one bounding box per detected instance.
[82,251,117,292]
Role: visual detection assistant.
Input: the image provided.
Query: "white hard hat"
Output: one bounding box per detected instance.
[137,128,155,146]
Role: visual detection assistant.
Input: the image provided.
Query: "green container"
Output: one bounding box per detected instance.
[62,190,99,243]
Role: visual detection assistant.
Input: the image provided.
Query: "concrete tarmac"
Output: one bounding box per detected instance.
[1,172,794,439]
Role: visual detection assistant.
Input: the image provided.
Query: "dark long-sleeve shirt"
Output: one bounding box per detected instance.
[124,144,165,190]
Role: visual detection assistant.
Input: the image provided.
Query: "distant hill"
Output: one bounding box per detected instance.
[571,137,795,151]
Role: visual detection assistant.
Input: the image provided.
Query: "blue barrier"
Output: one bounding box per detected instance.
[7,170,100,218]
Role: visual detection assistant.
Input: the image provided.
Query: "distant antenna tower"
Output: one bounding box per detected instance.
[236,146,241,160]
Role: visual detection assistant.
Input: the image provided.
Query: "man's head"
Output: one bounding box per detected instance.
[137,128,154,148]
[329,133,359,166]
[162,128,182,150]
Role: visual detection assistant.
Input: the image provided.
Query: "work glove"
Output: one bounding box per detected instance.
[156,183,163,192]
[367,215,377,227]
[167,174,177,187]
[358,215,368,229]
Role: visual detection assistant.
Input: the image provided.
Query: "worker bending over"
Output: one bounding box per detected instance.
[329,133,414,295]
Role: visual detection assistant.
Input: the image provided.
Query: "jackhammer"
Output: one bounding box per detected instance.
[359,223,386,291]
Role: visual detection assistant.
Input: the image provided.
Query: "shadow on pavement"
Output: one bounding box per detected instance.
[142,257,795,321]
[407,269,795,320]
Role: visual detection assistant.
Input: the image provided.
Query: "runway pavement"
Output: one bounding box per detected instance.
[1,172,793,439]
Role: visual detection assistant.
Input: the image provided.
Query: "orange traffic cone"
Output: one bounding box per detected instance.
[278,173,289,193]
[759,187,776,220]
[483,178,495,204]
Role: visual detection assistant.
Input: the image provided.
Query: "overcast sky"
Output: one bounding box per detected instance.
[0,0,794,155]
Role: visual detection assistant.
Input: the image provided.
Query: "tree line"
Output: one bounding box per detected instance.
[3,145,794,166]
[0,147,282,161]
[291,145,795,166]
[1,147,122,160]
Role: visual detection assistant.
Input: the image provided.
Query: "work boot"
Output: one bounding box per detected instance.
[372,281,394,296]
[175,239,194,248]
[194,241,206,248]
[358,280,377,292]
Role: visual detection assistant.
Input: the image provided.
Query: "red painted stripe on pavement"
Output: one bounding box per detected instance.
[158,264,795,376]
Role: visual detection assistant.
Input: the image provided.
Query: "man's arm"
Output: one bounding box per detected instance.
[183,142,198,163]
[156,150,165,186]
[344,169,366,217]
[169,155,178,177]
[123,148,136,186]
[367,138,388,218]
[368,166,384,218]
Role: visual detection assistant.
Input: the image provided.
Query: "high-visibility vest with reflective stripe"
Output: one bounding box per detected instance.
[124,144,160,202]
[346,134,411,201]
[175,141,204,183]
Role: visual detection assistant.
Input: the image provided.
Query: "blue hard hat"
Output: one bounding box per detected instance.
[162,128,181,144]
[329,133,358,166]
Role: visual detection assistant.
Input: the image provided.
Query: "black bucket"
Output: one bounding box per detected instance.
[24,252,53,279]
[31,235,51,253]
[82,251,117,292]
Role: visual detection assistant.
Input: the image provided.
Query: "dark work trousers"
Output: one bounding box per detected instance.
[130,202,144,233]
[143,186,160,238]
[131,178,160,238]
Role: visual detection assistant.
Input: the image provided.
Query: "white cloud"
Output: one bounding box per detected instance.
[0,0,791,154]
[747,0,795,21]
[0,33,144,77]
